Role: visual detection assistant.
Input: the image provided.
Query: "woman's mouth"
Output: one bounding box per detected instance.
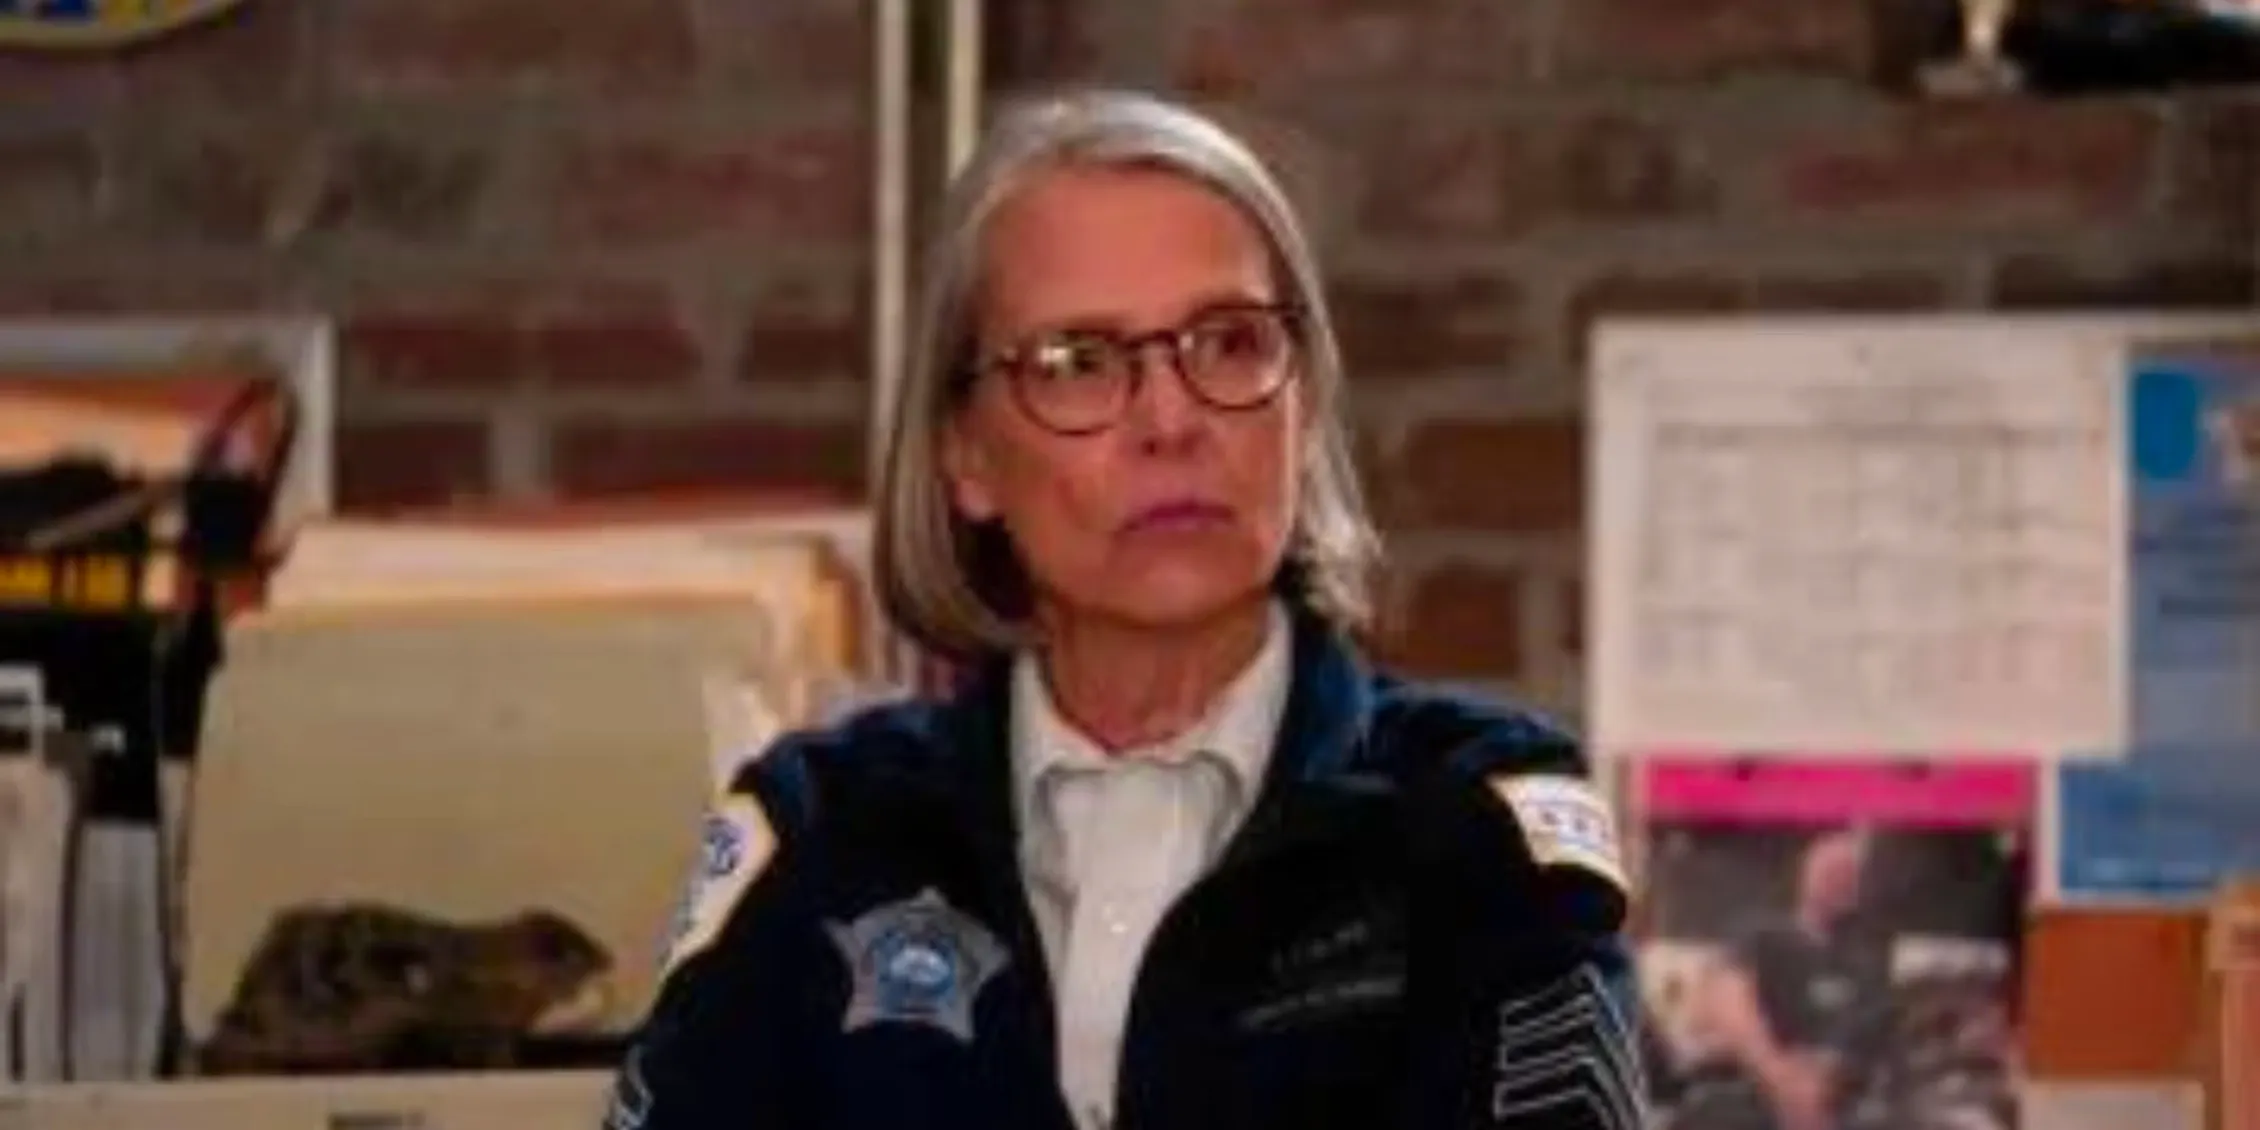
[1120,498,1234,535]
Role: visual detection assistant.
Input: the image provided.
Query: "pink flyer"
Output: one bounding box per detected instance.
[1642,758,2035,828]
[1631,757,2034,1130]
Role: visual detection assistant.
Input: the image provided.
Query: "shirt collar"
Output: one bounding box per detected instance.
[1010,600,1292,819]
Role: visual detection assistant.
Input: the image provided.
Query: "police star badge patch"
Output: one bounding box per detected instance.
[827,888,1009,1044]
[1490,774,1628,895]
[659,793,776,979]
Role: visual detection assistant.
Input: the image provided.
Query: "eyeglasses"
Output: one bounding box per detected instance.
[970,302,1301,437]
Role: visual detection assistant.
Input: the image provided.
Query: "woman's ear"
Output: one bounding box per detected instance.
[942,417,1001,522]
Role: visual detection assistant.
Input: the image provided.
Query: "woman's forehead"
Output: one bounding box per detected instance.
[974,164,1277,335]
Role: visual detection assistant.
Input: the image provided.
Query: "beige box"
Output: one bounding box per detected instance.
[171,511,870,1077]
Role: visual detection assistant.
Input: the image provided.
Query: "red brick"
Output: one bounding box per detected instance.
[0,274,287,315]
[1172,0,1534,95]
[1758,100,2162,225]
[343,283,703,392]
[336,419,493,512]
[0,133,102,245]
[550,418,867,498]
[1990,254,2257,309]
[1327,269,1521,377]
[113,0,311,103]
[1369,560,1527,680]
[2167,95,2260,235]
[533,310,703,389]
[984,0,1105,88]
[1553,0,1871,83]
[114,117,304,245]
[1378,418,1583,534]
[1358,110,1715,240]
[1564,267,1952,364]
[329,0,695,97]
[345,308,524,394]
[690,0,870,94]
[315,129,498,243]
[0,56,118,111]
[737,270,868,386]
[542,124,867,246]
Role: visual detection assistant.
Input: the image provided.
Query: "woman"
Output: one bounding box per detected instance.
[605,88,1644,1130]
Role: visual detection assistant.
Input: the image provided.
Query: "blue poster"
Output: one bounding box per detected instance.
[2057,748,2260,898]
[2058,345,2260,899]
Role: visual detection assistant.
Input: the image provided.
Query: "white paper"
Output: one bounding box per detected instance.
[1591,316,2165,757]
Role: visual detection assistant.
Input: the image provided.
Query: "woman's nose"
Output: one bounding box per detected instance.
[1122,340,1207,452]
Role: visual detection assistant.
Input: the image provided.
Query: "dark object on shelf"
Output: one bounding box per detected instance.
[199,902,618,1076]
[2009,0,2260,94]
[1885,0,2260,95]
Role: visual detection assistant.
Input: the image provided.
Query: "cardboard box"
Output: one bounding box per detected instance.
[2022,907,2208,1080]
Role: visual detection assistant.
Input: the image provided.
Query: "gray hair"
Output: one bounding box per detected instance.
[871,88,1382,661]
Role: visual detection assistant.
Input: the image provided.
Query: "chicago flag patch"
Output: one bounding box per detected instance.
[1489,774,1627,895]
[659,792,776,979]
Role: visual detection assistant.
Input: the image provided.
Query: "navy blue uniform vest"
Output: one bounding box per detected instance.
[603,610,1647,1130]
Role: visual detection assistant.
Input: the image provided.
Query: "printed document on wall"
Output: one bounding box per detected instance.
[1591,319,2129,757]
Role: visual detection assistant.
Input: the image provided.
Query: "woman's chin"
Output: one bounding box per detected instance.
[1083,569,1275,631]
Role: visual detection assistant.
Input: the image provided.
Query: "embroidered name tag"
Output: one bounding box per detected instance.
[1238,970,1405,1033]
[1239,914,1405,1032]
[827,888,1010,1044]
[1489,774,1627,895]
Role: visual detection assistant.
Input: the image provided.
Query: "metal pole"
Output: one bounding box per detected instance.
[865,0,914,685]
[867,0,912,495]
[943,0,985,180]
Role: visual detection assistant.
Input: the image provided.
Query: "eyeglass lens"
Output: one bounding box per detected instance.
[1006,305,1295,434]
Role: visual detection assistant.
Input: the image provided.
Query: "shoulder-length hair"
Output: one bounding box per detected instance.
[872,87,1382,661]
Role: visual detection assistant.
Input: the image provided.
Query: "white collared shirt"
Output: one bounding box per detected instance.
[1010,602,1292,1130]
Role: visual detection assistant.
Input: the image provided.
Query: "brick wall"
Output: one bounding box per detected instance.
[0,0,2252,715]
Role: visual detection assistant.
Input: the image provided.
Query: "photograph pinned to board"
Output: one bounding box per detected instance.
[1631,756,2034,1130]
[2050,336,2260,903]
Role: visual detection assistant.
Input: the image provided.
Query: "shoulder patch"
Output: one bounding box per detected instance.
[1488,774,1627,895]
[659,792,777,979]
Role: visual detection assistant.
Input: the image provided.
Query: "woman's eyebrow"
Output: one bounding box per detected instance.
[1005,289,1279,343]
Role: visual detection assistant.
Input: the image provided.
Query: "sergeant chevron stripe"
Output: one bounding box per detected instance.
[1489,967,1647,1130]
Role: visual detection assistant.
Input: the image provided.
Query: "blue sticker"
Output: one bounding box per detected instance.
[2056,347,2260,900]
